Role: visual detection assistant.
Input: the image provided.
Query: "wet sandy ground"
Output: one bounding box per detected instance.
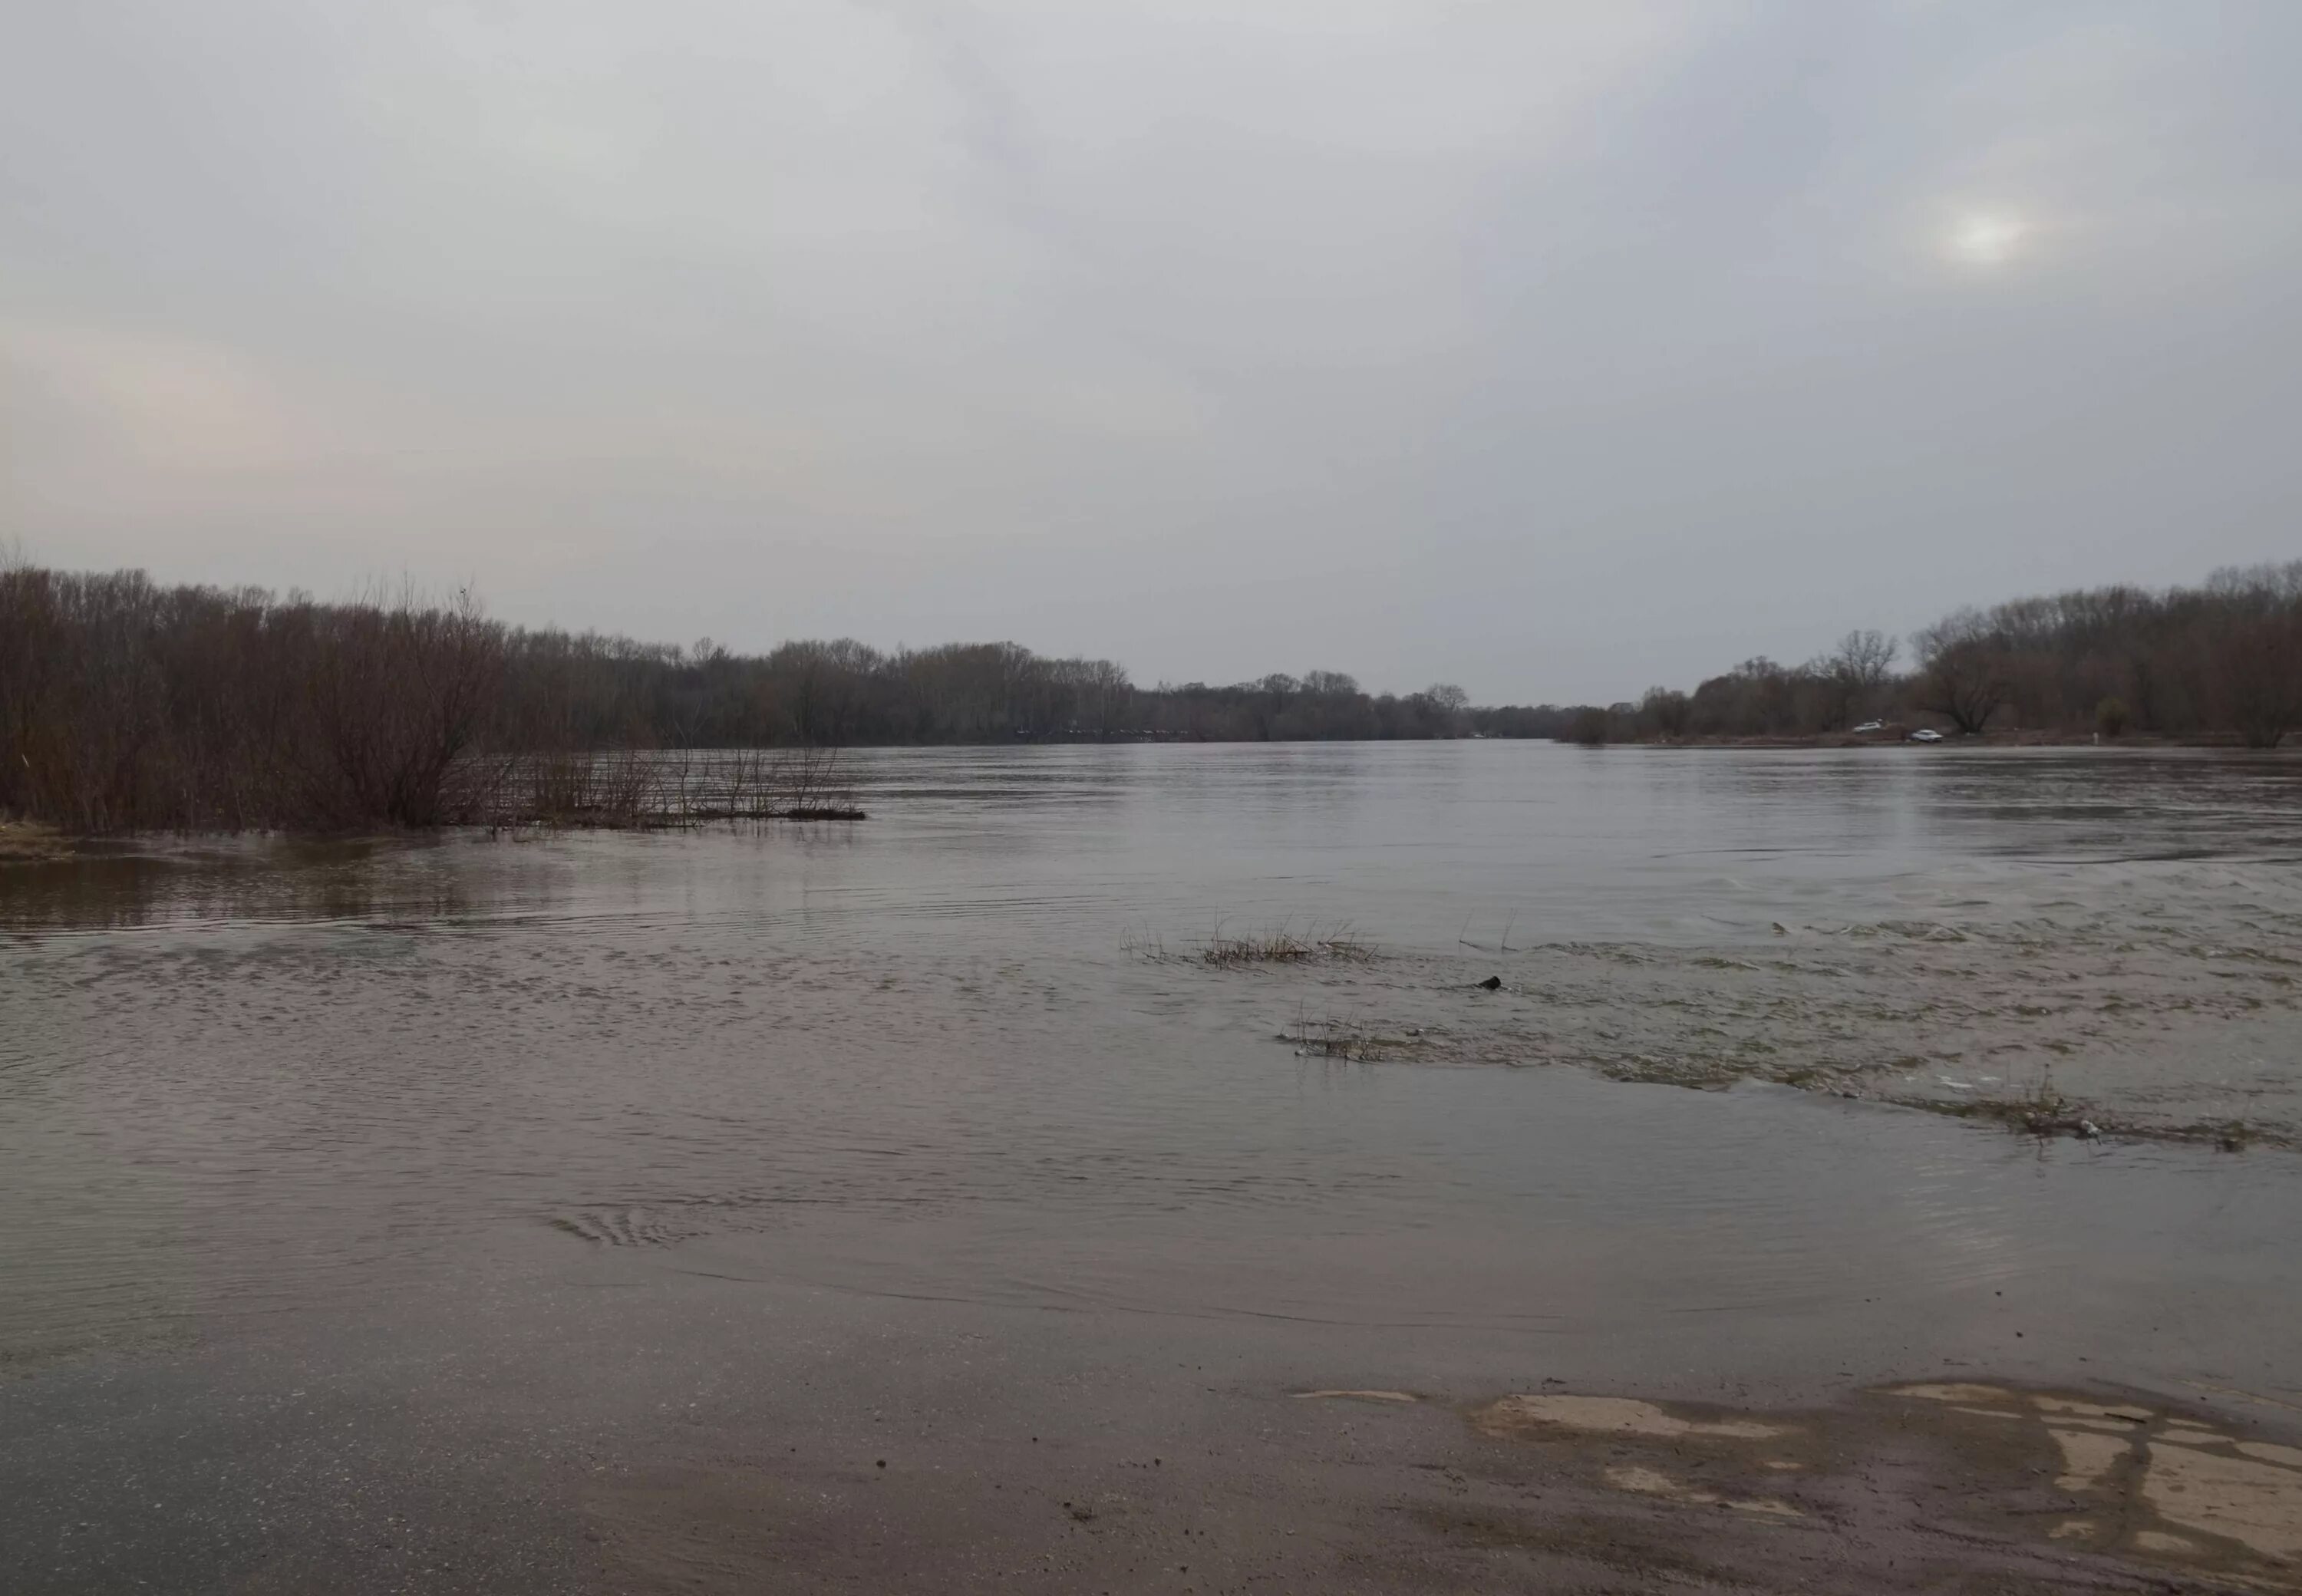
[8,1246,2300,1595]
[591,1382,2302,1593]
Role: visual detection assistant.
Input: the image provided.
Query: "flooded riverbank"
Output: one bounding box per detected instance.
[5,744,2299,1590]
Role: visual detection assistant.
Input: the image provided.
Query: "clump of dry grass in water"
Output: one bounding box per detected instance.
[1277,1006,1429,1063]
[0,817,77,862]
[1123,918,1376,968]
[1913,1074,2110,1140]
[473,748,866,829]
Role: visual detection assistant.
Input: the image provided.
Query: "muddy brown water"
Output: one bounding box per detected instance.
[5,742,2301,1591]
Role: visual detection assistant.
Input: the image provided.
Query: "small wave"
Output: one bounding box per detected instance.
[546,1206,691,1248]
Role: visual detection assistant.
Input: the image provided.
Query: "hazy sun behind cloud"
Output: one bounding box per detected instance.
[1942,210,2030,267]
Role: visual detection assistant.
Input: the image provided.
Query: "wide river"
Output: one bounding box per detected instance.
[5,742,2300,1591]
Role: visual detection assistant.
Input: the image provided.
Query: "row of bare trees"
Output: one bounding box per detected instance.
[1904,566,2302,744]
[1614,628,1906,744]
[1562,563,2302,747]
[0,563,1515,831]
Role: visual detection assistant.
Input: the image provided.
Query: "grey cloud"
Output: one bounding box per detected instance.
[3,1,2297,700]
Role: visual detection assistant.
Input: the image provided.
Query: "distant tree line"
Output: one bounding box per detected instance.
[487,636,1506,748]
[0,562,1551,831]
[1562,563,2302,749]
[8,558,2294,831]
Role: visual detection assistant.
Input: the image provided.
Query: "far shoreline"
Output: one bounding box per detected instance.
[1567,727,2287,750]
[4,734,2287,852]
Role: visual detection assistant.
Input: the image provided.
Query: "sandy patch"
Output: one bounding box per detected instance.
[1321,1380,2302,1591]
[2144,1439,2302,1561]
[0,821,75,862]
[2036,1396,2154,1423]
[1474,1394,1790,1442]
[1885,1382,2013,1405]
[1882,1382,2302,1574]
[2050,1426,2133,1492]
[1601,1464,1802,1518]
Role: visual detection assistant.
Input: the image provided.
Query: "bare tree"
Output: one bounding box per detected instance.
[2215,612,2302,748]
[1641,686,1691,737]
[1911,611,2010,735]
[1080,659,1135,738]
[767,638,879,745]
[1833,628,1897,712]
[1803,629,1898,730]
[1423,683,1470,736]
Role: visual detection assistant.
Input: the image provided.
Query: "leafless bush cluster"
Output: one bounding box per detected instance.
[0,566,862,833]
[0,567,503,830]
[461,748,862,829]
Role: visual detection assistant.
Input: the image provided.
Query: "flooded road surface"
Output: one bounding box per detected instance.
[5,744,2301,1592]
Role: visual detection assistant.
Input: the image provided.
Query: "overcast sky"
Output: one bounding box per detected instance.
[5,2,2297,701]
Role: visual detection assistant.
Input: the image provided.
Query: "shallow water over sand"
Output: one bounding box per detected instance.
[8,744,2302,1592]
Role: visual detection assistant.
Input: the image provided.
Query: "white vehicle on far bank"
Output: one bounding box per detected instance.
[1908,727,1946,743]
[1852,719,1884,734]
